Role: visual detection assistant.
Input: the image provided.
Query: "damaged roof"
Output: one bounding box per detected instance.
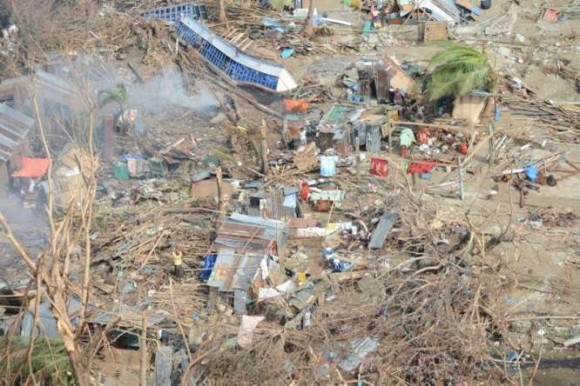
[207,248,263,292]
[397,0,460,22]
[383,56,416,92]
[212,213,289,255]
[247,191,286,220]
[31,69,78,106]
[0,103,35,162]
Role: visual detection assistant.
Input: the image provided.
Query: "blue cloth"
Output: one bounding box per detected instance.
[494,105,501,122]
[199,254,217,281]
[524,166,538,182]
[332,259,352,272]
[121,154,147,161]
[281,48,295,59]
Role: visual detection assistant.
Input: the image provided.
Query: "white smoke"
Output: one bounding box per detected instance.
[127,67,219,115]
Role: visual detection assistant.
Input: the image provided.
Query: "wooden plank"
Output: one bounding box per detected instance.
[423,21,448,41]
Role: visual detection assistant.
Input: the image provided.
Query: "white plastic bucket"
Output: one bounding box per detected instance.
[320,155,336,177]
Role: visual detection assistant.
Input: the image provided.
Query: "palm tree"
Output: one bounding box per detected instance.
[426,45,495,101]
[218,0,227,23]
[302,0,316,38]
[98,84,128,113]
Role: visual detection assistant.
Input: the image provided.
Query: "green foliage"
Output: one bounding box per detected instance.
[0,337,72,385]
[214,149,234,162]
[426,45,495,100]
[98,84,128,110]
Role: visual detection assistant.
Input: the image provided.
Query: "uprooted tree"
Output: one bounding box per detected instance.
[427,45,496,100]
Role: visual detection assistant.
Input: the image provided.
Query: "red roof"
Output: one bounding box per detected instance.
[12,157,51,178]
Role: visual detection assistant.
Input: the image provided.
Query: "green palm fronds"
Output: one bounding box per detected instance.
[0,337,72,385]
[426,45,495,100]
[98,84,128,110]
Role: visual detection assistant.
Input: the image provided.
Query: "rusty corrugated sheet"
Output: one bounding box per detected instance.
[0,103,35,162]
[208,248,262,293]
[213,221,272,254]
[247,191,286,220]
[212,213,289,255]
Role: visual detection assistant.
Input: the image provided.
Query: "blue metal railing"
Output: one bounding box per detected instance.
[175,19,280,91]
[142,2,207,22]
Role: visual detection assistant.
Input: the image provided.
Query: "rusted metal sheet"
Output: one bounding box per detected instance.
[247,191,286,220]
[212,213,289,255]
[0,103,35,162]
[369,212,398,249]
[208,248,262,293]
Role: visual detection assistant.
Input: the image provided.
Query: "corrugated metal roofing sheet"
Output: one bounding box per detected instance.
[369,212,398,249]
[247,191,286,220]
[398,0,460,22]
[208,248,263,292]
[0,103,35,162]
[212,213,289,255]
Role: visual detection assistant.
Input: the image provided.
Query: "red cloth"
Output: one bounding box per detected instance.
[369,157,389,177]
[300,181,310,201]
[407,161,436,175]
[417,130,429,145]
[11,158,51,178]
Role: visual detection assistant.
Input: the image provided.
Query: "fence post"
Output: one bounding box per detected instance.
[458,156,465,200]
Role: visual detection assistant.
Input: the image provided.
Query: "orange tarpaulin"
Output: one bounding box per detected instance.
[11,158,51,178]
[284,99,310,113]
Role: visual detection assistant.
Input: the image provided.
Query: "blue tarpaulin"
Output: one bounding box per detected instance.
[199,254,217,281]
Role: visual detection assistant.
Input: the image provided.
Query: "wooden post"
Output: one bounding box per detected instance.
[216,166,225,220]
[140,312,148,386]
[458,156,465,200]
[102,115,115,164]
[260,119,269,175]
[355,137,361,189]
[387,116,393,153]
[488,123,494,165]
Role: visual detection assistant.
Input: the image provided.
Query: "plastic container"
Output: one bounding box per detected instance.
[320,155,337,177]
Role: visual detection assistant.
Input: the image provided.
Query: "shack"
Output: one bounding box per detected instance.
[208,213,289,314]
[452,91,493,124]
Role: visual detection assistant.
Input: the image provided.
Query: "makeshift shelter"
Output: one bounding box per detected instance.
[452,91,492,124]
[11,157,51,178]
[317,104,361,153]
[209,214,289,314]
